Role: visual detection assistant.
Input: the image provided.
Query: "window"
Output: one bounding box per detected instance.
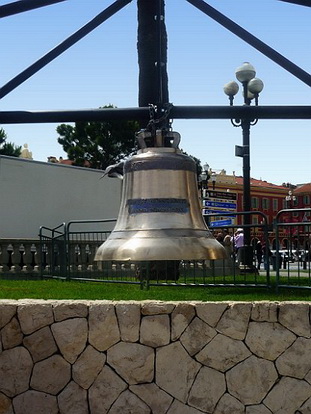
[303,195,310,206]
[252,197,259,208]
[273,199,278,211]
[262,198,269,210]
[252,216,258,225]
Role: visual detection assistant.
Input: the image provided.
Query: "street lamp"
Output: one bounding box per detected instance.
[285,190,297,257]
[224,62,264,269]
[211,172,217,191]
[285,190,296,209]
[199,163,210,193]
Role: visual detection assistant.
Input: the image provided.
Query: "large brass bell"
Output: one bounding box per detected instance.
[95,130,226,262]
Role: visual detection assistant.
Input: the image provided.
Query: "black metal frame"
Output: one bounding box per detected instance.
[0,0,309,126]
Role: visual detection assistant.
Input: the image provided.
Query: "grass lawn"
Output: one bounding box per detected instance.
[0,278,311,301]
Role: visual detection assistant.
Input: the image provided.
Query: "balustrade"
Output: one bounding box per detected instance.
[0,240,41,274]
[0,239,103,276]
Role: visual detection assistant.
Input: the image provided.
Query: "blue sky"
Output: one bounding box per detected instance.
[0,0,310,185]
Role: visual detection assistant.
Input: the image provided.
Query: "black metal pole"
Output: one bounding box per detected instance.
[241,118,251,247]
[0,0,66,18]
[240,79,254,269]
[277,0,311,7]
[242,81,251,250]
[0,105,310,124]
[186,0,311,87]
[0,0,132,99]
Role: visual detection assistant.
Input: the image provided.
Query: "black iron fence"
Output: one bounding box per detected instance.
[275,208,311,290]
[1,209,310,291]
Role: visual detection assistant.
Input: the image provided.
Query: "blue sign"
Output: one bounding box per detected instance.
[204,200,237,209]
[210,219,233,227]
[203,209,236,217]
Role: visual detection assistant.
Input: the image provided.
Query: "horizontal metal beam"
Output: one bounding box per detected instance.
[171,106,311,119]
[0,0,66,17]
[0,106,310,124]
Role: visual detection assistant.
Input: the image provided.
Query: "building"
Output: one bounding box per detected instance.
[294,183,311,218]
[203,171,290,226]
[0,155,122,239]
[202,171,311,250]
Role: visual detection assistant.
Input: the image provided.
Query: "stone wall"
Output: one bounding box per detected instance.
[0,300,311,414]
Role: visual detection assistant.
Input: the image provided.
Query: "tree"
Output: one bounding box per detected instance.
[57,105,139,170]
[0,128,22,157]
[181,150,203,179]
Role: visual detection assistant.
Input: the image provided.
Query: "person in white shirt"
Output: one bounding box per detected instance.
[231,228,244,266]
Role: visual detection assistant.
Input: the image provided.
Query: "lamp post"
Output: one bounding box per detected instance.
[285,190,296,209]
[211,172,217,191]
[199,163,210,193]
[224,62,264,269]
[285,190,296,257]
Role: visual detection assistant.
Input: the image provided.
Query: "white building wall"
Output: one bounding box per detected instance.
[0,156,122,238]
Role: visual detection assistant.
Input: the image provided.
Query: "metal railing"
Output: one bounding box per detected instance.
[2,209,310,291]
[275,208,311,290]
[38,213,272,289]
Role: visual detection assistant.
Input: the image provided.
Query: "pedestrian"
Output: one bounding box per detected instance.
[216,231,225,244]
[231,228,244,266]
[262,243,272,270]
[255,240,263,270]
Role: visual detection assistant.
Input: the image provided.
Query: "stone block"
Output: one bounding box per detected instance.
[12,391,58,414]
[108,342,154,384]
[278,302,311,338]
[180,316,217,356]
[214,393,245,414]
[245,405,272,413]
[0,392,13,414]
[141,301,175,315]
[57,381,88,414]
[89,303,120,351]
[196,302,228,327]
[0,304,17,329]
[264,376,311,413]
[166,399,204,413]
[251,302,278,322]
[17,303,54,335]
[196,333,251,372]
[23,326,57,362]
[156,342,201,403]
[171,302,195,341]
[245,321,296,360]
[72,345,106,389]
[30,355,71,395]
[0,347,33,397]
[53,301,88,321]
[89,365,127,414]
[108,390,151,414]
[1,317,23,349]
[140,315,170,347]
[276,337,311,379]
[51,317,87,363]
[115,302,141,342]
[226,355,278,405]
[130,383,173,414]
[216,303,251,340]
[188,366,226,412]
